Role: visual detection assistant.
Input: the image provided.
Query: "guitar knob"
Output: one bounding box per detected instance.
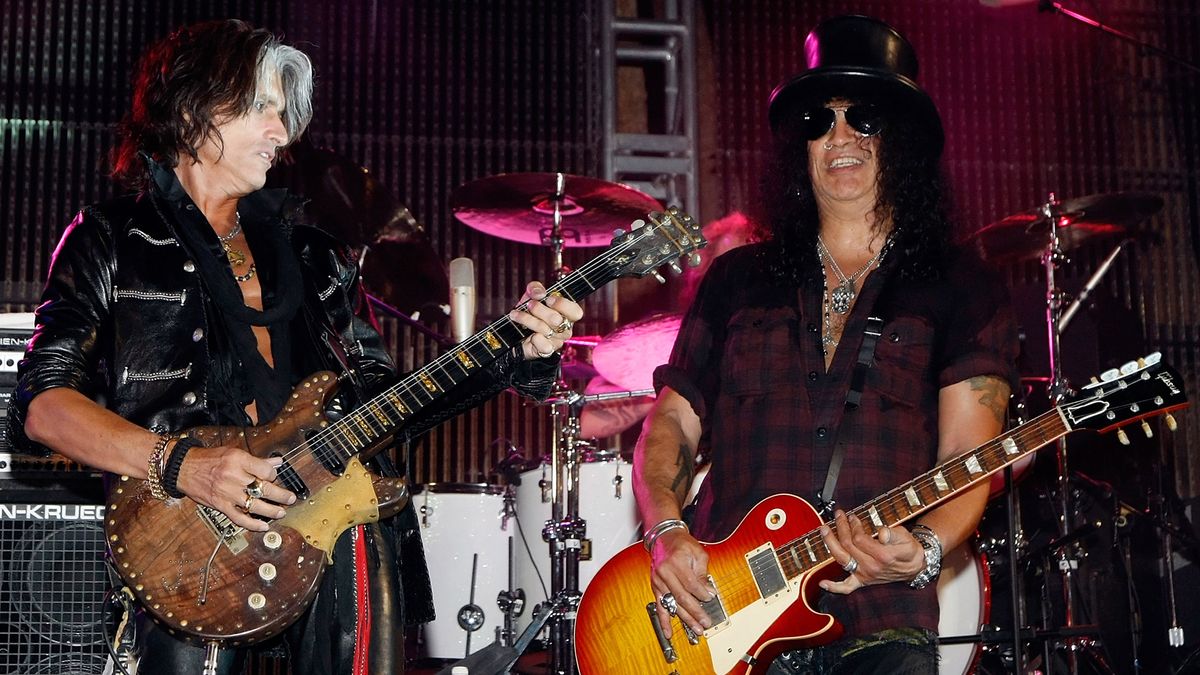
[263,531,282,550]
[1117,429,1130,446]
[248,593,267,610]
[1166,413,1178,431]
[259,563,277,582]
[1142,421,1154,438]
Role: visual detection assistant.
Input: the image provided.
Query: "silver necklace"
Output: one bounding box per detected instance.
[816,236,885,314]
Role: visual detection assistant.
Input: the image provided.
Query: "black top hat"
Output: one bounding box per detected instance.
[768,15,944,156]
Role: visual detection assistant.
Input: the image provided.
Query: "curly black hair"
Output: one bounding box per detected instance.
[759,99,954,287]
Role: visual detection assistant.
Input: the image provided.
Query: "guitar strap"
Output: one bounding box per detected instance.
[816,314,884,518]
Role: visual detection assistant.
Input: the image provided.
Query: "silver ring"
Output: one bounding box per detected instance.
[242,494,256,513]
[536,349,555,358]
[659,592,678,616]
[842,557,859,574]
[554,319,572,334]
[245,479,264,500]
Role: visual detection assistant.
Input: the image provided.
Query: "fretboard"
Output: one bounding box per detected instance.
[774,406,1069,579]
[300,219,687,463]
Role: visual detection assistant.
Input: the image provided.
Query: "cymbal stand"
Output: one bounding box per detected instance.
[542,386,587,675]
[541,172,569,275]
[1040,193,1114,675]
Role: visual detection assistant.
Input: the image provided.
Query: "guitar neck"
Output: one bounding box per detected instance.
[309,209,700,462]
[776,407,1070,579]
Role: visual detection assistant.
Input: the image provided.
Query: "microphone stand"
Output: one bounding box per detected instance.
[1038,2,1200,75]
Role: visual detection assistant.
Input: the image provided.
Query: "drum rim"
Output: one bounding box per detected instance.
[417,482,506,495]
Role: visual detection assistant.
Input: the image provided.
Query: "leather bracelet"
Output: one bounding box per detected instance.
[643,518,688,552]
[162,436,202,499]
[908,523,943,589]
[146,433,172,500]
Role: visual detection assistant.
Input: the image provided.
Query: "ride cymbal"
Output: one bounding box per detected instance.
[971,192,1163,264]
[450,172,663,247]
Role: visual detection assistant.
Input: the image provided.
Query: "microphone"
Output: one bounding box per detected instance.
[448,257,476,344]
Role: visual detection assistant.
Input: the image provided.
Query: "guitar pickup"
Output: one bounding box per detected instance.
[645,602,678,663]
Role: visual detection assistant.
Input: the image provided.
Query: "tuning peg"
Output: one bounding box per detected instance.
[631,219,646,230]
[1100,369,1120,382]
[669,261,683,275]
[1120,360,1139,376]
[1146,352,1162,365]
[1166,413,1178,431]
[1117,429,1130,446]
[651,270,666,284]
[1142,420,1154,438]
[612,228,625,239]
[688,252,702,268]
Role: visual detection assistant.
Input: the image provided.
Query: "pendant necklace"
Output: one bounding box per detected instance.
[217,214,256,283]
[816,235,885,315]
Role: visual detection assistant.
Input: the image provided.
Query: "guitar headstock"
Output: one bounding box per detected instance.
[603,207,706,282]
[1063,352,1188,437]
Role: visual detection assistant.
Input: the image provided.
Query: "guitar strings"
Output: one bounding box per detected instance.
[260,214,689,480]
[688,409,1104,605]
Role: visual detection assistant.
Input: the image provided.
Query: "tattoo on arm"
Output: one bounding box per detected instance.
[669,442,695,501]
[968,376,1010,425]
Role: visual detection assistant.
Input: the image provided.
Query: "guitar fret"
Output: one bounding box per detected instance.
[904,486,922,508]
[866,505,883,528]
[933,471,950,493]
[965,454,983,475]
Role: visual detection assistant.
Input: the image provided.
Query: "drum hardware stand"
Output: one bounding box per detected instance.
[1038,193,1123,675]
[496,492,527,649]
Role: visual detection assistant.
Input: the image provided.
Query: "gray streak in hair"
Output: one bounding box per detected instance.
[258,40,313,144]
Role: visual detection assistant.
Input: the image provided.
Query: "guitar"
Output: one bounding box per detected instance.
[575,354,1188,675]
[105,207,704,645]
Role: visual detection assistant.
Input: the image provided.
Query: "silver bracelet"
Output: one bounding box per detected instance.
[908,524,943,589]
[643,518,688,552]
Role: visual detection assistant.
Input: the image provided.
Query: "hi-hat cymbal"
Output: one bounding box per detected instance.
[450,172,663,247]
[971,192,1163,264]
[592,312,682,392]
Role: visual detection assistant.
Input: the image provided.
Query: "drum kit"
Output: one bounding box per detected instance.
[405,176,1184,675]
[941,190,1194,675]
[410,172,684,674]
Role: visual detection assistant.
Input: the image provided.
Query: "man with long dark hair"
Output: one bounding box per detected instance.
[633,16,1019,673]
[7,19,582,673]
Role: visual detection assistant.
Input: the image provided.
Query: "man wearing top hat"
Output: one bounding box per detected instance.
[633,15,1020,673]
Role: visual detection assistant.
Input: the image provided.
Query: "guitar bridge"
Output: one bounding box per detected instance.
[196,504,248,553]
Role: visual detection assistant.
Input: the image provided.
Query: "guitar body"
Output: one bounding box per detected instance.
[105,371,410,645]
[576,494,842,675]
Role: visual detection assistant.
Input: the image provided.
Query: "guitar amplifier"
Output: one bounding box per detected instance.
[1,314,34,456]
[0,501,110,674]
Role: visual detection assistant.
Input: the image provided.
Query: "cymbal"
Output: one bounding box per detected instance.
[450,172,663,247]
[971,192,1163,264]
[592,312,682,392]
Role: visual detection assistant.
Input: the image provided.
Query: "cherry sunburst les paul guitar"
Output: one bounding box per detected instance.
[575,353,1187,675]
[105,207,704,645]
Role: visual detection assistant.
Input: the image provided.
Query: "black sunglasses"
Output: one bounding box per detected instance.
[798,104,884,141]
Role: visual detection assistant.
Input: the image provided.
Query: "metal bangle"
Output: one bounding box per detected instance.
[146,433,173,501]
[643,518,689,552]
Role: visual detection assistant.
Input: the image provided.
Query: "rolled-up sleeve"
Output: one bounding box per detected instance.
[936,257,1020,392]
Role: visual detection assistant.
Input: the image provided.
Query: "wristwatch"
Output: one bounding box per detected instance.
[908,524,943,589]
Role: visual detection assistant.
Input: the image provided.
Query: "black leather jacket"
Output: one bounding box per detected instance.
[7,160,558,629]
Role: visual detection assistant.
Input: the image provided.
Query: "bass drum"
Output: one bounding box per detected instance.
[416,483,512,660]
[937,542,991,675]
[514,460,640,631]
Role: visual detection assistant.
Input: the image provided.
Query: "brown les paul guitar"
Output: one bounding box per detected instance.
[575,354,1188,675]
[105,207,704,645]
